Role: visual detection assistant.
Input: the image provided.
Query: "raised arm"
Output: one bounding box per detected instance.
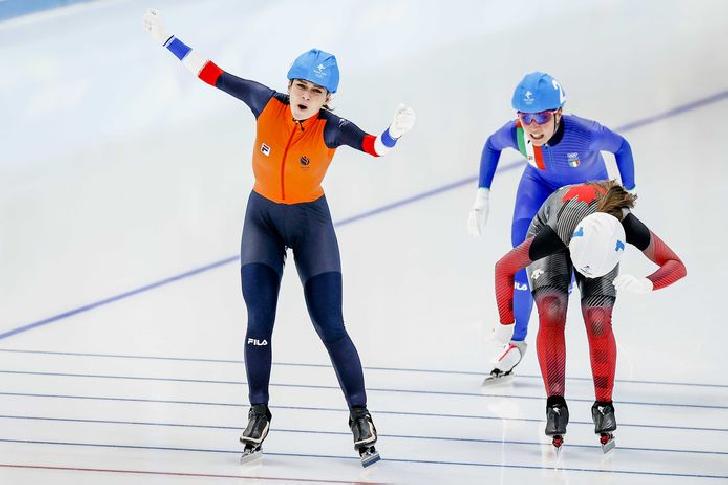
[325,103,416,157]
[142,9,273,117]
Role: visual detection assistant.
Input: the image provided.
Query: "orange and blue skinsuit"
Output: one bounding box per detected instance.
[165,36,395,408]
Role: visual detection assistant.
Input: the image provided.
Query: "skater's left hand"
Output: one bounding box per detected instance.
[492,322,515,344]
[612,274,653,294]
[388,103,416,138]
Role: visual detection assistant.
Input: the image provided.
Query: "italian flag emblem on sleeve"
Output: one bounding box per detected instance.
[516,122,545,169]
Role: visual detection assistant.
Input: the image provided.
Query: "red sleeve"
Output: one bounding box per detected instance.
[361,134,378,157]
[495,237,535,323]
[199,61,224,86]
[643,231,687,290]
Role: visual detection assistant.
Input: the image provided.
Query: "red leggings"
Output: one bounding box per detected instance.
[535,289,616,402]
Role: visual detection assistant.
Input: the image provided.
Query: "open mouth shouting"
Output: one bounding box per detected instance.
[528,132,546,142]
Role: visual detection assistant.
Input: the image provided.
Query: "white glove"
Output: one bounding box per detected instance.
[388,103,416,139]
[466,188,490,237]
[612,274,653,294]
[492,322,514,345]
[143,8,170,45]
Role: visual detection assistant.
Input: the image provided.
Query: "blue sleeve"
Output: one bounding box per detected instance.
[589,122,636,190]
[478,121,518,189]
[322,112,368,151]
[215,72,275,119]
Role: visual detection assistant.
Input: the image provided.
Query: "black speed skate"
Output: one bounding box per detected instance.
[240,404,271,464]
[545,396,569,451]
[349,406,380,467]
[592,401,617,453]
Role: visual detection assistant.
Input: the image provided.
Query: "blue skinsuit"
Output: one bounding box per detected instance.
[478,114,635,341]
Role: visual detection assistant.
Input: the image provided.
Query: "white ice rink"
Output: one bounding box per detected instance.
[1,0,727,483]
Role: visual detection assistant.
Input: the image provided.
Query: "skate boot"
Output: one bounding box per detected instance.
[545,396,569,451]
[240,404,271,463]
[483,340,527,384]
[591,401,617,453]
[349,406,380,467]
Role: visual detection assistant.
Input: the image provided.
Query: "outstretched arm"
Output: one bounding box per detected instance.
[142,9,273,117]
[363,104,416,157]
[327,104,416,157]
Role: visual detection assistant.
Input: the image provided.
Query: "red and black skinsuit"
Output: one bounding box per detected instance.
[494,183,687,403]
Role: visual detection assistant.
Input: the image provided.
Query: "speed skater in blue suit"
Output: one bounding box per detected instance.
[466,72,636,382]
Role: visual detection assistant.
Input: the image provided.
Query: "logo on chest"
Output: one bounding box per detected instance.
[300,156,311,168]
[260,143,271,157]
[567,152,581,167]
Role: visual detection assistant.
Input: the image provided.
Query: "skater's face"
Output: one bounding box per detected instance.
[288,79,330,120]
[518,108,562,146]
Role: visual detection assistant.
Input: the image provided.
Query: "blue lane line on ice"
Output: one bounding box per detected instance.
[0,256,237,340]
[0,438,725,480]
[2,414,726,456]
[2,394,726,433]
[1,347,726,389]
[2,369,727,409]
[2,88,728,341]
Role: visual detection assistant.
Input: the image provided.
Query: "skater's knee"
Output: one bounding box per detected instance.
[582,300,614,337]
[304,272,347,342]
[313,322,348,344]
[587,318,611,338]
[242,263,282,334]
[535,289,567,325]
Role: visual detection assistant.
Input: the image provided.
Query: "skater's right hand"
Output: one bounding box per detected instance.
[143,8,170,45]
[466,188,489,237]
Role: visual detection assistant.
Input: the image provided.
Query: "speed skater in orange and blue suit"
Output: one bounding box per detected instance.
[143,9,415,467]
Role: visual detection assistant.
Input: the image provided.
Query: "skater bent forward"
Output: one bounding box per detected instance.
[491,181,686,451]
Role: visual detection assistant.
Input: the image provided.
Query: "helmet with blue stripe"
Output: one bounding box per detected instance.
[511,72,566,113]
[569,212,626,278]
[287,49,339,94]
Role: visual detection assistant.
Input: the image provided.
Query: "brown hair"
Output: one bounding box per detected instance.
[589,180,637,221]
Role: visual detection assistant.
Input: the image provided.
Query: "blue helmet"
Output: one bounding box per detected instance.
[511,72,566,113]
[287,49,339,93]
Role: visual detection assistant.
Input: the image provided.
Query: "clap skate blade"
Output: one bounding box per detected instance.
[482,368,514,385]
[240,443,263,464]
[600,432,615,453]
[358,445,380,467]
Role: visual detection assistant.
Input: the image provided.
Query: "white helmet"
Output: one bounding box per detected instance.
[569,212,626,278]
